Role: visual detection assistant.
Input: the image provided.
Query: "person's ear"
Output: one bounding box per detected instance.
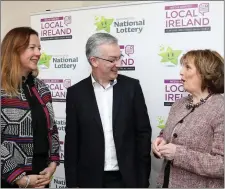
[89,57,98,67]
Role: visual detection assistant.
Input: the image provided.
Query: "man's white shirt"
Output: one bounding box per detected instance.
[91,75,119,171]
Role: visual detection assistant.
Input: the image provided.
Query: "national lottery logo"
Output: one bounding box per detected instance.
[52,55,78,70]
[42,79,71,102]
[55,117,65,162]
[38,53,78,70]
[119,45,135,71]
[165,3,210,33]
[164,79,185,106]
[94,16,145,34]
[59,140,64,162]
[51,176,66,188]
[55,118,66,132]
[40,15,72,41]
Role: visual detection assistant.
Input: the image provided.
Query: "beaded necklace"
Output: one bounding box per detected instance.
[186,93,212,110]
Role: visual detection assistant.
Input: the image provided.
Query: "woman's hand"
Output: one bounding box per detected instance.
[159,143,177,161]
[16,175,45,188]
[152,137,167,158]
[35,162,57,187]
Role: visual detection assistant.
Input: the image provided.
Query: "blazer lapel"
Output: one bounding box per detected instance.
[169,99,193,129]
[113,78,122,124]
[86,76,104,133]
[86,75,122,133]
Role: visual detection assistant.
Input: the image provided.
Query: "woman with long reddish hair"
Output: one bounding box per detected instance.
[1,27,60,188]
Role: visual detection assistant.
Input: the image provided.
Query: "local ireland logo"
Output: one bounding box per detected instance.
[38,53,52,69]
[157,116,165,129]
[42,79,71,102]
[119,45,135,71]
[158,46,182,66]
[165,3,210,33]
[164,79,185,106]
[94,16,114,33]
[40,16,72,41]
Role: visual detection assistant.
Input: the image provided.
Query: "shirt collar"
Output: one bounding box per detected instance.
[91,74,117,87]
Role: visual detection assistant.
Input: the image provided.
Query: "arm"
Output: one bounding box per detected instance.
[34,80,60,166]
[153,100,179,159]
[49,120,60,165]
[173,104,224,178]
[64,87,79,187]
[48,91,60,166]
[30,83,60,187]
[1,143,46,187]
[1,144,26,185]
[1,95,26,185]
[134,81,152,187]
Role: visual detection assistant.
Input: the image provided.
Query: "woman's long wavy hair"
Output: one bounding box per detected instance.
[1,27,39,96]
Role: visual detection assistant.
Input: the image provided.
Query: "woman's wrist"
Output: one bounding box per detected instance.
[49,162,57,169]
[15,176,25,187]
[16,175,30,188]
[24,175,30,188]
[48,162,57,175]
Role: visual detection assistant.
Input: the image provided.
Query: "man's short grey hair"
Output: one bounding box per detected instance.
[85,33,118,62]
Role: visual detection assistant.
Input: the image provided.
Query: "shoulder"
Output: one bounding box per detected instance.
[1,90,12,102]
[35,77,47,87]
[1,89,7,97]
[211,94,224,104]
[67,76,90,92]
[117,74,139,84]
[173,96,189,105]
[170,96,189,111]
[117,74,140,90]
[34,77,50,93]
[1,89,19,99]
[208,94,224,112]
[204,94,224,128]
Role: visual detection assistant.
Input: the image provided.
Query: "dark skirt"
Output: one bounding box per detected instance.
[162,161,171,188]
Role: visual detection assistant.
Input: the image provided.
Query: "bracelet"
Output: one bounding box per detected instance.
[25,175,30,188]
[20,175,30,188]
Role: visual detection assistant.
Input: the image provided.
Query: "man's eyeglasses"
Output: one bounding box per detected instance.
[94,54,124,64]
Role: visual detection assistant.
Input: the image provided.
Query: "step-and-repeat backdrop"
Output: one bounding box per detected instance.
[31,1,224,187]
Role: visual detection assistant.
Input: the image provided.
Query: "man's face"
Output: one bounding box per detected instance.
[92,43,122,81]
